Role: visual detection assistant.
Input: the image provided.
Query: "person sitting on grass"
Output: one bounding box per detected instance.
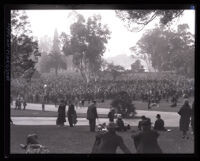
[92,122,131,154]
[20,133,49,154]
[131,119,162,154]
[154,114,167,131]
[115,114,130,132]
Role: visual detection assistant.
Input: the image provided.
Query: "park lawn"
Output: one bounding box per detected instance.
[10,109,107,118]
[11,98,193,117]
[10,125,194,154]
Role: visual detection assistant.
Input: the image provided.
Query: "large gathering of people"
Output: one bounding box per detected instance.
[11,73,194,154]
[11,73,194,107]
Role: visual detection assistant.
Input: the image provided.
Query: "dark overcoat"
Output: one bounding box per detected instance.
[178,105,192,131]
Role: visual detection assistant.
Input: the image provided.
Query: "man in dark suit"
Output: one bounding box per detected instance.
[87,101,98,132]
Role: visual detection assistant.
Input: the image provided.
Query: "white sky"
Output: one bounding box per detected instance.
[25,9,195,59]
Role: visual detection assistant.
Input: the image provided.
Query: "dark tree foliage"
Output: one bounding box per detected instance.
[11,10,40,79]
[133,24,194,77]
[111,91,136,118]
[115,10,184,31]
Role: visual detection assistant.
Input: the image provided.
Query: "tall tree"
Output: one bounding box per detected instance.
[133,24,194,77]
[115,10,184,32]
[62,13,111,83]
[11,10,40,79]
[48,28,67,75]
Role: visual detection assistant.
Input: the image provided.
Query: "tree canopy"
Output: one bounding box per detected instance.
[62,13,111,83]
[11,10,40,79]
[115,10,184,32]
[132,24,194,77]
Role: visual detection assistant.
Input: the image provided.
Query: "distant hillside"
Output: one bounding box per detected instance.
[105,54,135,69]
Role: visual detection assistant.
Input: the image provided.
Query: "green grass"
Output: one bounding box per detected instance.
[10,125,194,154]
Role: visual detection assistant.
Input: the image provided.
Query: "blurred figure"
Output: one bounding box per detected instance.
[138,115,147,131]
[154,114,166,131]
[108,107,115,122]
[23,98,27,110]
[67,101,77,127]
[87,100,98,132]
[116,114,130,132]
[56,100,66,127]
[92,122,131,154]
[178,99,192,139]
[20,133,49,153]
[132,119,162,154]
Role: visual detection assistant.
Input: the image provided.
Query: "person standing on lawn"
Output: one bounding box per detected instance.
[56,100,66,127]
[23,98,27,110]
[132,119,162,153]
[178,99,192,139]
[67,101,77,127]
[87,100,98,132]
[92,122,131,154]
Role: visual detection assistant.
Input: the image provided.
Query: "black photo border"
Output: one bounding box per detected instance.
[2,0,200,160]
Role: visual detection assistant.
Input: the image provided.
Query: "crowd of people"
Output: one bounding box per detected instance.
[11,73,194,107]
[11,73,194,154]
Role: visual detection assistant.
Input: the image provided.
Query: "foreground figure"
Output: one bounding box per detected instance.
[92,122,131,154]
[132,119,162,153]
[20,133,49,154]
[178,99,192,139]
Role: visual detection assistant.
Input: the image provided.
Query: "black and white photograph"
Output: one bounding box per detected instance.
[8,5,195,154]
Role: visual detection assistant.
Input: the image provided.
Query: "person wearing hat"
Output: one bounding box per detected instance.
[91,122,131,153]
[56,99,66,127]
[178,99,192,139]
[87,100,99,132]
[131,119,162,153]
[154,114,167,131]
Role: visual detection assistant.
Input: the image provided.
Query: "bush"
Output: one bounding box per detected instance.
[111,91,136,118]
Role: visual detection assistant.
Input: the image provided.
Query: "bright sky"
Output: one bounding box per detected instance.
[25,9,195,59]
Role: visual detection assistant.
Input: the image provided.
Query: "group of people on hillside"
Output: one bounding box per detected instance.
[12,75,194,107]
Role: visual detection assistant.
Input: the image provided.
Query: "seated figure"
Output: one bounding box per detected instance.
[154,114,167,131]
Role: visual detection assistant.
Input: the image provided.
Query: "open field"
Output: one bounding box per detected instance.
[10,125,194,154]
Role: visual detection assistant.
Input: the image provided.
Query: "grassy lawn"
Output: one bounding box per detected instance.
[10,109,107,118]
[10,125,194,154]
